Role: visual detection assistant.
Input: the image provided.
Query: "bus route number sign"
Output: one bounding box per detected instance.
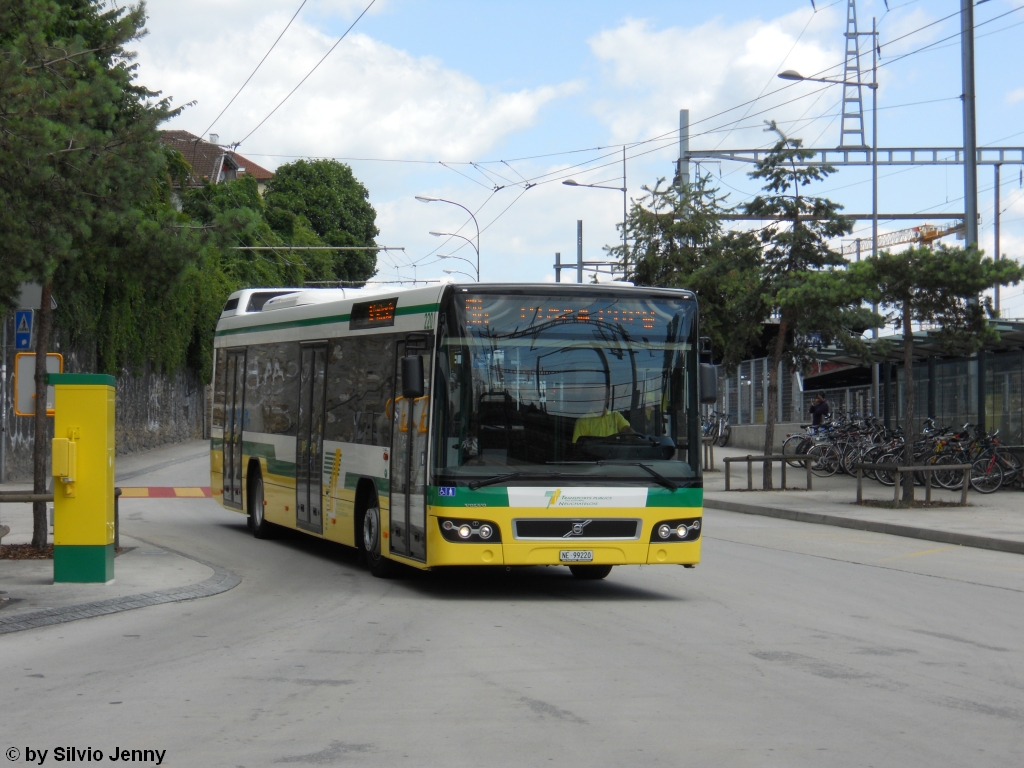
[438,487,456,497]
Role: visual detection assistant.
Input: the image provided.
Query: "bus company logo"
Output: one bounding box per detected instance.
[563,520,592,538]
[545,489,613,507]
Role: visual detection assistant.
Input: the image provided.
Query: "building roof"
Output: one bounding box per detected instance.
[158,130,274,186]
[813,318,1024,365]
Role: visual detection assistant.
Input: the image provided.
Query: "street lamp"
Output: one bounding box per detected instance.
[778,25,881,415]
[437,254,479,281]
[416,196,481,281]
[429,231,480,281]
[562,163,628,260]
[443,268,476,281]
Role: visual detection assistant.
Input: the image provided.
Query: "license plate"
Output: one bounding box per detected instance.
[560,550,594,562]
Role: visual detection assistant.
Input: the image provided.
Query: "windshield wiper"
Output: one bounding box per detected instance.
[468,472,523,490]
[467,471,579,491]
[548,460,681,490]
[628,462,679,491]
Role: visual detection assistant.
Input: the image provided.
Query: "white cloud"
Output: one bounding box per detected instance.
[1008,88,1024,105]
[586,9,848,147]
[135,2,578,163]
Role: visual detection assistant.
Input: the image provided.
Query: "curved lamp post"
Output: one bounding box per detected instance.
[416,196,481,281]
[437,253,479,280]
[443,268,476,281]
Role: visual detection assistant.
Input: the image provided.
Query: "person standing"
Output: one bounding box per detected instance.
[810,393,830,426]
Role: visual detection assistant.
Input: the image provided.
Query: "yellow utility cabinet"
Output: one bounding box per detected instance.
[49,373,116,583]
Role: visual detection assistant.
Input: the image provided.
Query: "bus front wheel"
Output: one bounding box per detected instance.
[569,565,613,580]
[248,469,274,540]
[362,505,396,578]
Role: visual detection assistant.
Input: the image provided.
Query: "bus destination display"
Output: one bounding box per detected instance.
[349,298,398,329]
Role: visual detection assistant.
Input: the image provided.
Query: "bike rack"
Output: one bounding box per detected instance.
[723,455,813,491]
[853,463,970,506]
[702,437,716,472]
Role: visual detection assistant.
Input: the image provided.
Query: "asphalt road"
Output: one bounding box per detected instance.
[3,451,1023,767]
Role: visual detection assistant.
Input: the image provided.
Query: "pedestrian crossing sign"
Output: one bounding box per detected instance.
[14,309,32,349]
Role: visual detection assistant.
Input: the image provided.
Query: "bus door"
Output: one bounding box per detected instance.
[223,349,246,509]
[389,335,432,561]
[296,344,327,533]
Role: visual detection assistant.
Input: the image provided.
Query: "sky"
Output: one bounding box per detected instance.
[135,0,1024,315]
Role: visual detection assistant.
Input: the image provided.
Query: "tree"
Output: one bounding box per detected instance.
[264,159,379,282]
[620,176,765,372]
[850,245,1023,503]
[743,130,876,487]
[0,0,179,547]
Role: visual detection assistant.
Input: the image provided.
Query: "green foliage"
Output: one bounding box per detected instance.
[852,245,1024,357]
[0,2,381,385]
[619,176,764,372]
[741,130,877,467]
[0,0,179,290]
[264,159,379,282]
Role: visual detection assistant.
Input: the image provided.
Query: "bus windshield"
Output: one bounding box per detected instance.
[432,290,701,486]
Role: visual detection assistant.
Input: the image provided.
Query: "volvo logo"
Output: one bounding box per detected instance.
[563,520,592,538]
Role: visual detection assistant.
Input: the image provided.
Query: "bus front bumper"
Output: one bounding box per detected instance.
[426,516,701,567]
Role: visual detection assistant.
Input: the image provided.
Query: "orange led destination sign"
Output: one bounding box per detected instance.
[350,297,398,329]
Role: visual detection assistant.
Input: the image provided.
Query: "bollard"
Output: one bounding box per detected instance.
[746,456,753,491]
[50,373,116,583]
[960,466,970,506]
[780,457,786,489]
[805,458,812,491]
[856,465,863,503]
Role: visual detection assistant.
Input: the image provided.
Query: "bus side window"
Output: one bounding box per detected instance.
[325,334,397,447]
[212,348,227,430]
[245,342,300,436]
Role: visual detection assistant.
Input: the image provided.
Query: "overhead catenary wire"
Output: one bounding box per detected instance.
[237,0,377,146]
[199,0,309,141]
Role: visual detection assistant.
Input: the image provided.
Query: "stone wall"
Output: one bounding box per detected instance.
[1,314,209,482]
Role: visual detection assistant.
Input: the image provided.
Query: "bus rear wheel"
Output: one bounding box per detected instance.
[569,564,613,580]
[361,504,396,578]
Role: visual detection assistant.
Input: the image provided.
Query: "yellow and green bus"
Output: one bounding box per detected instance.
[210,282,715,579]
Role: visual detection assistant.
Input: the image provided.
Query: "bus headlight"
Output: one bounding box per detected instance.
[437,517,502,543]
[650,518,702,543]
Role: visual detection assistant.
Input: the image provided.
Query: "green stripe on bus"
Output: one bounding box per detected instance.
[428,486,510,507]
[428,485,701,507]
[214,302,440,338]
[646,486,703,507]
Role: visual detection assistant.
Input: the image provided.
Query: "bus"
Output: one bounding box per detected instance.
[210,282,716,579]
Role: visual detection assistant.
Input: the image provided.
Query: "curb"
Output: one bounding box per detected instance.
[704,497,1024,556]
[0,539,241,635]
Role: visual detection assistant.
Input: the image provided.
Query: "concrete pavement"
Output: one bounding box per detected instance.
[2,443,1024,766]
[705,444,1024,554]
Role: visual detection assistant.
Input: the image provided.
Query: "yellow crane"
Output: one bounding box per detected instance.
[841,221,964,256]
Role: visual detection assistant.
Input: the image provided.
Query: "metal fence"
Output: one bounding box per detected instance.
[712,349,1024,443]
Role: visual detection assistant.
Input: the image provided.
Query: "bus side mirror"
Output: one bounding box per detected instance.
[402,355,425,399]
[699,363,718,404]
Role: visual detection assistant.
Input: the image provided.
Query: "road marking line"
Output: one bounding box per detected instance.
[879,545,960,562]
[118,487,212,499]
[118,487,150,497]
